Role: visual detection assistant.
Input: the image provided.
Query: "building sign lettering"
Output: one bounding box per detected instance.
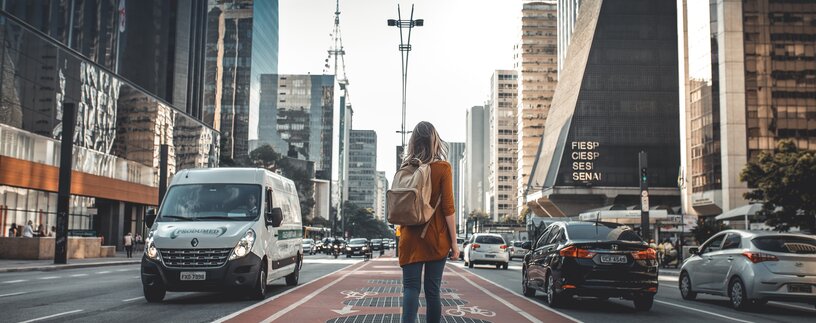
[571,141,602,182]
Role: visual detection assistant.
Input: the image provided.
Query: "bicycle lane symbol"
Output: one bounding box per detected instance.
[340,290,378,300]
[445,305,496,318]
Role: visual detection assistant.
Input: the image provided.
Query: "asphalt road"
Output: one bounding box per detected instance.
[0,253,358,323]
[454,258,816,323]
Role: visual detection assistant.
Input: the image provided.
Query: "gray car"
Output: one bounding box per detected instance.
[679,230,816,310]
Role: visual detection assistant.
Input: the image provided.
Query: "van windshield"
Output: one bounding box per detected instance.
[158,184,262,222]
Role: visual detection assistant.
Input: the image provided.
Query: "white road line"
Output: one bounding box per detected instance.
[116,269,130,272]
[452,265,582,323]
[213,262,359,323]
[70,274,88,277]
[2,280,26,284]
[97,271,111,274]
[768,301,816,312]
[259,262,370,323]
[654,300,754,323]
[122,297,143,302]
[0,292,28,298]
[18,309,83,323]
[39,277,59,280]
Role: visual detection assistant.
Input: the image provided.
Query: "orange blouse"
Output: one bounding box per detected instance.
[398,161,456,266]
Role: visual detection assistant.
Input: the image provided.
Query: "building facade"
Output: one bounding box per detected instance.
[203,0,278,160]
[678,0,816,217]
[447,142,465,231]
[257,74,334,179]
[463,106,490,220]
[374,171,388,221]
[0,10,218,247]
[347,130,377,211]
[527,0,680,216]
[515,1,558,216]
[489,70,519,222]
[557,0,582,76]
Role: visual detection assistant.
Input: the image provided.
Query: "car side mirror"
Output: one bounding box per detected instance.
[145,208,157,228]
[689,247,699,255]
[267,207,283,227]
[521,241,532,250]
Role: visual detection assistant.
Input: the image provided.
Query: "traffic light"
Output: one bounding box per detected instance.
[641,168,648,184]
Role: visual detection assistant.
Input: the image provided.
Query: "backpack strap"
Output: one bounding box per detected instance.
[419,195,443,239]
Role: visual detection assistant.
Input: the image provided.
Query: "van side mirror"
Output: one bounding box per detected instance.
[145,208,157,228]
[267,207,283,227]
[689,247,699,255]
[521,241,532,250]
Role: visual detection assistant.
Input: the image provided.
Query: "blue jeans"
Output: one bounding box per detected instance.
[401,258,446,323]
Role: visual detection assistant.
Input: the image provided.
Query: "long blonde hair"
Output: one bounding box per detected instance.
[402,121,448,166]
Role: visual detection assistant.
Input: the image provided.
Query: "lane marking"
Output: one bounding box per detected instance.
[39,277,59,280]
[260,262,370,323]
[70,274,88,277]
[657,284,814,312]
[303,259,360,265]
[18,309,83,323]
[97,271,112,274]
[0,292,28,298]
[213,262,359,323]
[122,297,143,302]
[451,265,582,323]
[2,280,26,284]
[116,269,130,272]
[654,300,754,323]
[449,265,580,323]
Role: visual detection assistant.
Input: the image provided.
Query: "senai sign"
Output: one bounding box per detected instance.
[571,141,602,182]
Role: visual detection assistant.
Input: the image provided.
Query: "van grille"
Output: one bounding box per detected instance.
[160,248,232,268]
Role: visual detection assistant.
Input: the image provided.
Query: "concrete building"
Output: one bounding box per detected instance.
[489,70,519,222]
[526,0,680,217]
[463,106,490,221]
[375,172,388,221]
[312,179,331,221]
[447,142,466,231]
[515,1,559,216]
[678,0,816,218]
[203,0,279,160]
[347,130,377,211]
[257,74,334,179]
[557,0,582,76]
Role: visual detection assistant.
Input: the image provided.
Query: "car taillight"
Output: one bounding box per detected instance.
[472,243,480,250]
[500,245,507,249]
[632,248,657,260]
[743,252,778,263]
[559,246,595,258]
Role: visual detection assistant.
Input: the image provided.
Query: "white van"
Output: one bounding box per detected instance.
[140,168,303,302]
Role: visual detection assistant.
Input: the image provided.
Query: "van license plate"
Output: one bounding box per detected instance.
[600,255,627,263]
[788,284,812,293]
[180,272,206,281]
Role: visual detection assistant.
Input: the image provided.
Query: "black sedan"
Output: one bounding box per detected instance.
[370,239,384,251]
[521,221,658,311]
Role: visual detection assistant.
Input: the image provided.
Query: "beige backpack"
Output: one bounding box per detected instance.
[387,159,441,238]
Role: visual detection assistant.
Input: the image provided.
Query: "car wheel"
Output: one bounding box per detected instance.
[729,277,749,311]
[285,254,301,286]
[249,265,268,300]
[468,261,474,269]
[545,273,565,308]
[679,272,697,300]
[522,269,536,297]
[143,284,166,303]
[633,295,654,311]
[496,264,502,269]
[503,263,509,270]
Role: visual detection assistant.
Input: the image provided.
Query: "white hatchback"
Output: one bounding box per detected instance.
[464,233,510,269]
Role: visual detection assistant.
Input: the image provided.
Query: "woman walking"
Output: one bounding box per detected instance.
[398,121,458,323]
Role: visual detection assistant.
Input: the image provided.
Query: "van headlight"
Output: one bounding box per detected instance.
[229,229,256,260]
[144,230,160,260]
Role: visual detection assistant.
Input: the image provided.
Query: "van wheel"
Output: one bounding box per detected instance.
[143,285,166,303]
[249,265,267,300]
[285,254,302,286]
[503,263,509,270]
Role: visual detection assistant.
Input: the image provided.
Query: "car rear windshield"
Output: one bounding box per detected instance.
[567,223,641,241]
[475,236,505,244]
[752,236,816,254]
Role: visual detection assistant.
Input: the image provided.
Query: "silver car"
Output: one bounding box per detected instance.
[509,240,528,260]
[679,230,816,310]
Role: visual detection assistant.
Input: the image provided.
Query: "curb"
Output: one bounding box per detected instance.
[0,259,141,273]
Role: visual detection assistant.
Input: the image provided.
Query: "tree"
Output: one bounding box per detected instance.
[740,139,816,233]
[343,202,393,239]
[249,145,282,170]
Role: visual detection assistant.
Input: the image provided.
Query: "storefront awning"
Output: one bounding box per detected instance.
[714,203,767,221]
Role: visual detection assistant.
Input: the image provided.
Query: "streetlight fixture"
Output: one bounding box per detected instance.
[387,4,423,150]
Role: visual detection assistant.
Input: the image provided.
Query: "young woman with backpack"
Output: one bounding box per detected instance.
[394,121,458,323]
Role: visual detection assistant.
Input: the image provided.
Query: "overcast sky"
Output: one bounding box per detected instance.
[278,0,521,179]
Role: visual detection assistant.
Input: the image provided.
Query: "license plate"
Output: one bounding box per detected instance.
[354,251,361,255]
[180,271,206,281]
[600,254,627,264]
[788,284,812,293]
[485,254,496,258]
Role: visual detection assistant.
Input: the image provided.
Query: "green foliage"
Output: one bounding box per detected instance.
[343,202,393,239]
[691,217,730,244]
[740,139,816,233]
[249,145,282,170]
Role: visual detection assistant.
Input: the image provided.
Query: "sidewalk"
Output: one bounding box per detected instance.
[216,255,580,323]
[0,251,141,273]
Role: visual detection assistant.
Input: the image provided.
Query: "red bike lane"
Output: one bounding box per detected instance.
[217,257,578,323]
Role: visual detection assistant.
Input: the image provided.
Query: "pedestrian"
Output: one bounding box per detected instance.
[124,232,134,258]
[22,220,34,238]
[648,239,657,249]
[398,121,458,323]
[7,223,17,237]
[36,224,45,237]
[662,239,676,268]
[48,226,56,237]
[135,233,143,248]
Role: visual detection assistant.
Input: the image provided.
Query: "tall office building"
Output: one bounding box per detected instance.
[489,70,519,221]
[527,0,680,216]
[347,130,377,210]
[515,1,558,216]
[463,106,490,220]
[447,142,466,231]
[557,0,582,76]
[375,172,388,221]
[203,0,279,160]
[678,0,816,217]
[257,74,334,179]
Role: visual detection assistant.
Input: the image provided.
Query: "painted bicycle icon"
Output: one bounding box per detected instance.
[445,305,496,317]
[340,290,378,300]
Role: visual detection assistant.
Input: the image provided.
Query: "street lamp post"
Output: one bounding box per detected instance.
[387,4,424,149]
